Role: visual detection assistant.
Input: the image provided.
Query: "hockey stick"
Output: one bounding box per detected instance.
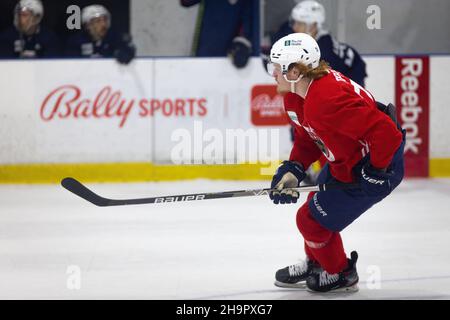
[61,177,360,207]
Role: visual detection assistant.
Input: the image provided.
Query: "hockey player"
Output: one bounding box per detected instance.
[267,32,405,292]
[65,5,135,65]
[272,0,367,87]
[272,1,368,184]
[0,0,60,58]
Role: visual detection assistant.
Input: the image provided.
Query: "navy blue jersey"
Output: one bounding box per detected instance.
[271,24,367,87]
[66,29,125,58]
[318,33,367,87]
[271,21,292,47]
[181,0,259,56]
[0,26,61,58]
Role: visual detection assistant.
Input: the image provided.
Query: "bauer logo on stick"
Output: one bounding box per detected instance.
[154,195,206,203]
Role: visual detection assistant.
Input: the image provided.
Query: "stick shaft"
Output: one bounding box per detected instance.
[61,177,359,207]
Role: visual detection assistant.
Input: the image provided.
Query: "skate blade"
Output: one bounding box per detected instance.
[274,280,307,289]
[307,283,359,294]
[330,283,359,293]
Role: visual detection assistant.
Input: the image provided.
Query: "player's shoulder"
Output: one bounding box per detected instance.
[305,70,353,115]
[318,32,344,48]
[317,32,333,47]
[308,70,349,97]
[318,32,362,56]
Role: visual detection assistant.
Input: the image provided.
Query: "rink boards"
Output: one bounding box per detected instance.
[0,56,449,182]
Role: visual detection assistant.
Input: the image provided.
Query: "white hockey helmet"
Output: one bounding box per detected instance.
[81,5,111,27]
[14,0,44,26]
[291,0,325,27]
[269,32,321,76]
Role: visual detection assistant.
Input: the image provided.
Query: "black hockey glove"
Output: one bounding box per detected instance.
[115,34,136,65]
[270,161,306,204]
[228,36,252,69]
[360,163,393,196]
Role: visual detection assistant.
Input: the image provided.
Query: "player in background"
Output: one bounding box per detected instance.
[65,4,136,65]
[0,0,61,58]
[273,0,366,87]
[267,33,405,292]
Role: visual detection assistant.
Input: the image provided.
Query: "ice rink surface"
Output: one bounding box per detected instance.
[1,178,450,300]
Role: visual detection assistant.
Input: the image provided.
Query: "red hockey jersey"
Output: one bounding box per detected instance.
[285,69,403,183]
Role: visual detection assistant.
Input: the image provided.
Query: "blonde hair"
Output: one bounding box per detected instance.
[293,60,330,80]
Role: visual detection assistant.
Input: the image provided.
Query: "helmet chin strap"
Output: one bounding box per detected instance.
[283,74,304,93]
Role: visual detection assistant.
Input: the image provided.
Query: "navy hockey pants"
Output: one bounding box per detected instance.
[308,131,406,232]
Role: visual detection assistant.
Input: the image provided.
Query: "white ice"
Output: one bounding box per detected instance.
[1,178,450,300]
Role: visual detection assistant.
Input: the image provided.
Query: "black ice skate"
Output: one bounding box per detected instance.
[306,251,359,293]
[274,258,322,288]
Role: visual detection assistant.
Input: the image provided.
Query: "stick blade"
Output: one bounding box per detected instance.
[61,177,110,207]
